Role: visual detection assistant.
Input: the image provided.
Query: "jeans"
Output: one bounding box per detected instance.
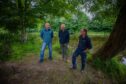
[40,42,52,62]
[60,43,68,60]
[72,48,87,70]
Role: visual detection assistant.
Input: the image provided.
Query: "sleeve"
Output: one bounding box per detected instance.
[87,38,92,49]
[67,31,70,43]
[58,31,60,38]
[51,31,54,38]
[40,30,43,39]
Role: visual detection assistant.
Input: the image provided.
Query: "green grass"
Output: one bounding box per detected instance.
[7,31,106,60]
[92,57,126,83]
[88,31,110,37]
[9,31,109,61]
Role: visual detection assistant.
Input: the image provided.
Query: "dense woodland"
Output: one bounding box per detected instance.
[0,0,126,84]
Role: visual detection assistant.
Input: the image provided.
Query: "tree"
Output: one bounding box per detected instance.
[0,0,82,42]
[0,0,36,42]
[83,0,126,60]
[88,18,113,32]
[0,0,83,58]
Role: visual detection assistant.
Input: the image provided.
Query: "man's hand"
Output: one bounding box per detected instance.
[84,49,89,53]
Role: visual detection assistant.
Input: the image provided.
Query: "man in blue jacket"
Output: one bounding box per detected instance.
[59,24,70,61]
[40,23,53,63]
[71,29,92,72]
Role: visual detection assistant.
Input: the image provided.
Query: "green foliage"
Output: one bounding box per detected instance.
[92,57,126,83]
[65,13,89,32]
[53,43,61,53]
[0,31,20,61]
[83,0,122,18]
[88,19,113,32]
[0,0,83,33]
[83,0,118,32]
[42,13,90,33]
[0,0,37,32]
[0,32,40,61]
[40,12,113,33]
[36,0,81,16]
[0,29,109,61]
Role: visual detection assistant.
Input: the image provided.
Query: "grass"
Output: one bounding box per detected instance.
[88,31,110,37]
[10,34,42,61]
[92,57,126,83]
[3,31,108,61]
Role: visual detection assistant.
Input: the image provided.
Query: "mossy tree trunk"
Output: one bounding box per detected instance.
[94,2,126,60]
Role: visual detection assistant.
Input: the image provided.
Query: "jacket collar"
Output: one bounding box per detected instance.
[80,35,88,39]
[44,28,51,31]
[60,29,66,32]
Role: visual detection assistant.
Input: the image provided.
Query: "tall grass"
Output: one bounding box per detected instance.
[92,57,126,83]
[8,31,108,61]
[11,32,62,61]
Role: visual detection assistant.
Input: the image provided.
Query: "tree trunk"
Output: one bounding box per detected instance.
[93,3,126,60]
[19,0,28,43]
[20,28,27,43]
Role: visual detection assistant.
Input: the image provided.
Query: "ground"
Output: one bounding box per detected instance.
[0,53,112,84]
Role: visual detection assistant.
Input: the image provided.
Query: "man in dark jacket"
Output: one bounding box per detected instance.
[71,29,92,72]
[59,24,70,61]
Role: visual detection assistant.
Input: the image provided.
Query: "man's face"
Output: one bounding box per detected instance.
[45,23,50,29]
[60,24,65,30]
[80,30,86,36]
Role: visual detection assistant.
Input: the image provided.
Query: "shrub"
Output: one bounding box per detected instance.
[92,57,126,83]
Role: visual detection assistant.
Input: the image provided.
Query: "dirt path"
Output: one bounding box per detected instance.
[0,54,112,84]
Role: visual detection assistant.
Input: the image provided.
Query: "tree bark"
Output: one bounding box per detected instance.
[93,3,126,60]
[20,28,27,43]
[19,0,28,43]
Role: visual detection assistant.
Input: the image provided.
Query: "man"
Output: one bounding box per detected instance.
[40,22,53,63]
[71,29,92,72]
[59,24,70,61]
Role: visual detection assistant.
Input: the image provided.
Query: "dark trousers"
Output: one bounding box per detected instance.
[72,48,87,70]
[60,43,68,60]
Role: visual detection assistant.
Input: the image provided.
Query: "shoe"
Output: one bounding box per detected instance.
[81,70,84,73]
[70,66,77,70]
[39,59,43,63]
[62,57,65,61]
[80,69,85,73]
[49,57,53,61]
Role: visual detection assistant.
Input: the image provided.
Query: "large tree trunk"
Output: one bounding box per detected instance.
[18,0,28,43]
[93,3,126,60]
[20,28,27,43]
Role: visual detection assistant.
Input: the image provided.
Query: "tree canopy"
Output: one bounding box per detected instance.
[82,0,126,60]
[0,0,83,32]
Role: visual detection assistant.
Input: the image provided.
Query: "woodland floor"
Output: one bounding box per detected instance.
[0,53,113,84]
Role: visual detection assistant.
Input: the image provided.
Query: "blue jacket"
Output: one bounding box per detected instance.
[40,28,53,44]
[77,35,92,51]
[58,29,70,44]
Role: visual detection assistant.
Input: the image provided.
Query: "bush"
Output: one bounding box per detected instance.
[92,57,126,83]
[0,33,17,61]
[53,43,61,53]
